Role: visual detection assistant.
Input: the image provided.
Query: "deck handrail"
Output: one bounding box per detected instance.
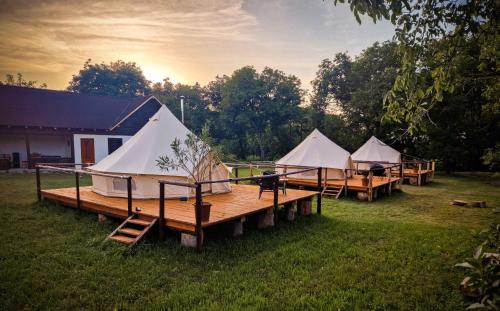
[36,164,131,179]
[196,166,319,185]
[35,164,134,216]
[352,160,401,165]
[157,166,323,251]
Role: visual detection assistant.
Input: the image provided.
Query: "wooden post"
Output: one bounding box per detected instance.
[36,166,41,202]
[344,169,348,197]
[75,171,81,210]
[432,161,436,178]
[368,171,373,202]
[273,175,279,228]
[400,163,403,185]
[356,162,359,174]
[417,163,422,186]
[250,164,253,177]
[127,177,132,216]
[324,167,328,188]
[195,183,203,252]
[317,167,322,214]
[235,167,239,184]
[387,168,392,195]
[159,183,165,241]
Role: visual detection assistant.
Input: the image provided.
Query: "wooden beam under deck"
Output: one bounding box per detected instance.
[41,184,318,234]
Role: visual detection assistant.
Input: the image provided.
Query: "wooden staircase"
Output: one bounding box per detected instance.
[106,214,157,247]
[322,185,344,199]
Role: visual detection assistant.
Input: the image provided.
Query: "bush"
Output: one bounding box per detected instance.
[482,144,500,172]
[456,224,500,310]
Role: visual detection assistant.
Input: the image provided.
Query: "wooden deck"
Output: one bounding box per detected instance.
[283,176,400,190]
[282,175,401,201]
[401,169,433,177]
[41,184,318,234]
[392,169,434,186]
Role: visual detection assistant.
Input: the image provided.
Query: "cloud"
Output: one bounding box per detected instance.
[0,0,394,89]
[0,0,258,73]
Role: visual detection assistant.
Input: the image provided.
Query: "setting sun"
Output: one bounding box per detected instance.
[142,65,182,85]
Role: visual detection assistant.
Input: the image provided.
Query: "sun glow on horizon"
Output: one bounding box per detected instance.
[142,66,181,85]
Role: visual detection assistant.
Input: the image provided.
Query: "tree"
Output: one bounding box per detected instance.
[310,53,351,130]
[203,75,230,111]
[310,41,401,150]
[68,59,150,97]
[332,0,499,134]
[151,79,212,135]
[0,73,47,88]
[218,66,304,159]
[414,37,499,172]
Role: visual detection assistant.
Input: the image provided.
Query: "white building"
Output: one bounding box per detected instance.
[0,85,162,169]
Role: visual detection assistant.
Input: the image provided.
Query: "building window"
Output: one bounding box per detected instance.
[107,138,123,154]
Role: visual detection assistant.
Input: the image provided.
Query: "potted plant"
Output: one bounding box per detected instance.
[360,170,370,186]
[156,125,222,222]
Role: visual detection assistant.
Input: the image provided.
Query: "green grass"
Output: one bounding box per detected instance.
[0,172,498,310]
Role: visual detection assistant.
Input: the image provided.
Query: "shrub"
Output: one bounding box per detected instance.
[456,224,500,310]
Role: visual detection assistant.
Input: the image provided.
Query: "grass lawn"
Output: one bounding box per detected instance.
[0,172,499,310]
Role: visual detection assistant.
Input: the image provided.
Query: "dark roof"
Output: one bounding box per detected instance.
[0,85,157,130]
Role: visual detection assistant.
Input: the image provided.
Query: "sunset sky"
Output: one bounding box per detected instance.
[0,0,395,90]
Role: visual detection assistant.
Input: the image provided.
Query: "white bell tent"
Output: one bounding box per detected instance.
[89,105,231,199]
[276,129,354,180]
[352,136,401,170]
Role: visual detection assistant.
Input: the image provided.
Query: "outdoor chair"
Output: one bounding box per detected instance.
[258,171,286,199]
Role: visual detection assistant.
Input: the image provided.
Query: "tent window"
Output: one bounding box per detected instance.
[113,178,136,191]
[302,170,316,176]
[108,138,123,154]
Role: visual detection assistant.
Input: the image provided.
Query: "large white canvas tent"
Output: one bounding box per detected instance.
[276,129,354,179]
[352,136,401,170]
[89,105,231,199]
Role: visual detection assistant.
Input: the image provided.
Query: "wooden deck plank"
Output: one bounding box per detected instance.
[41,184,318,232]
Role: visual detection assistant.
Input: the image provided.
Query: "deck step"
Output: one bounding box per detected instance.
[108,235,135,244]
[118,227,142,237]
[106,215,158,247]
[128,218,152,226]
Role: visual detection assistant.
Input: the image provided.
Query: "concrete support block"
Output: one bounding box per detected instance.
[409,177,418,185]
[98,214,108,224]
[286,208,296,221]
[258,209,274,229]
[232,217,245,237]
[298,199,312,216]
[357,192,369,201]
[181,232,203,248]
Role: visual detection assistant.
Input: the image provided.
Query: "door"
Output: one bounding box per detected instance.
[80,138,95,164]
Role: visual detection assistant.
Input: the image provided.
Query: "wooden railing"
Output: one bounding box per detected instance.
[158,166,322,251]
[344,162,403,201]
[35,164,134,216]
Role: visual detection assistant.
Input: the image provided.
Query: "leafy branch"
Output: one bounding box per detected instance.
[156,125,222,183]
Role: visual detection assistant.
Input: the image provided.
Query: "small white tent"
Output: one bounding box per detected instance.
[89,105,231,199]
[276,129,354,179]
[352,136,401,170]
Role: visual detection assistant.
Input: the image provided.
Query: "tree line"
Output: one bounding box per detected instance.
[2,0,497,172]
